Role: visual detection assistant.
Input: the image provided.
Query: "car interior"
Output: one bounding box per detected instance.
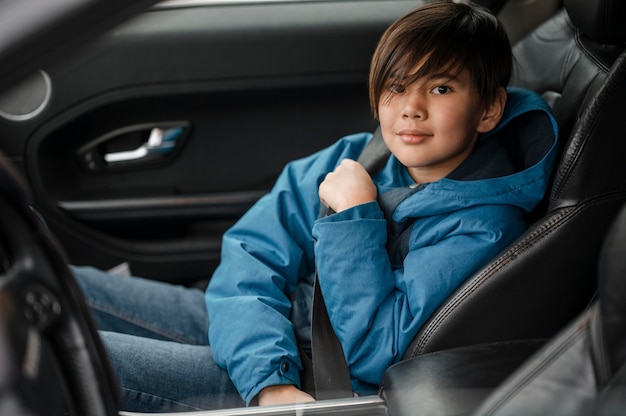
[0,0,560,288]
[1,0,626,415]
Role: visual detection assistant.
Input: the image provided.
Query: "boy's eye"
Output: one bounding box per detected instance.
[432,85,451,95]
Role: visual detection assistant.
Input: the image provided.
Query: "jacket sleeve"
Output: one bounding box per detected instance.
[205,133,371,405]
[312,202,526,388]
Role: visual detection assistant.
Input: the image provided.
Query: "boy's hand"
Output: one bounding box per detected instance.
[319,159,377,212]
[257,385,315,406]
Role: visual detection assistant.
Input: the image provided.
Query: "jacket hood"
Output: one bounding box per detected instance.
[377,87,559,221]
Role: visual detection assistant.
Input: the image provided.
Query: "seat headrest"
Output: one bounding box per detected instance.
[565,0,626,45]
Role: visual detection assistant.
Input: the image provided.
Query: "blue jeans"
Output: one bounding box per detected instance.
[72,266,245,412]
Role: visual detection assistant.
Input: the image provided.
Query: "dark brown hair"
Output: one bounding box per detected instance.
[369,1,512,118]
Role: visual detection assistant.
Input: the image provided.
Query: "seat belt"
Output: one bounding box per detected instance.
[308,127,390,400]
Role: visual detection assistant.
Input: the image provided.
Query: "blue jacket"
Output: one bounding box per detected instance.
[206,87,559,404]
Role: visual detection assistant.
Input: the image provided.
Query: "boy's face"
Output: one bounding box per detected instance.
[378,63,503,184]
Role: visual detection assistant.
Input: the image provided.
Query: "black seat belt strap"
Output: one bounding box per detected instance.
[354,127,391,178]
[310,275,353,400]
[309,127,390,400]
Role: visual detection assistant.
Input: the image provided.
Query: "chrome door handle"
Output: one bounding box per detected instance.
[103,126,182,163]
[76,122,190,171]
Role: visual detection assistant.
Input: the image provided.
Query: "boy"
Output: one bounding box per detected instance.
[74,1,558,411]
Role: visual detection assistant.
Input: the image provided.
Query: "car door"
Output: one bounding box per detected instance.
[0,0,421,286]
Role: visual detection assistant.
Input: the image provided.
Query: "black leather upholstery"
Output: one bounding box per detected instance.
[381,340,544,416]
[592,363,626,416]
[564,0,626,45]
[400,0,626,359]
[596,198,626,383]
[471,202,626,416]
[513,6,625,146]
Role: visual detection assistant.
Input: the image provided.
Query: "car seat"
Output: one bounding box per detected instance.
[471,199,626,416]
[379,5,626,413]
[400,0,626,359]
[0,152,119,415]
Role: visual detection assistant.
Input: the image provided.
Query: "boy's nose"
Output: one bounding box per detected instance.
[402,94,426,119]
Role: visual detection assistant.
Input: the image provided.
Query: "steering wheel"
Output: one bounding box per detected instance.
[0,154,119,416]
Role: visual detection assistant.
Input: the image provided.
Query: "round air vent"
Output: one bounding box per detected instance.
[0,70,51,122]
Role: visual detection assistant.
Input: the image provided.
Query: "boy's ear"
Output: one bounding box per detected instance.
[477,87,507,133]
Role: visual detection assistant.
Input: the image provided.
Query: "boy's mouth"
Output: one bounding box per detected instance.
[397,129,433,144]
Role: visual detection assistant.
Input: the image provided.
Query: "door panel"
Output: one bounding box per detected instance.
[1,1,422,285]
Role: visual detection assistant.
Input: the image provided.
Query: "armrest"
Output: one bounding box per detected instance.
[381,340,545,416]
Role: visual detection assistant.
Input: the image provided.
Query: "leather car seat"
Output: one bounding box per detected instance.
[400,0,626,359]
[513,0,626,144]
[471,200,626,416]
[381,47,626,416]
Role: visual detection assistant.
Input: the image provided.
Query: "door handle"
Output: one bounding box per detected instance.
[103,126,181,163]
[77,122,190,171]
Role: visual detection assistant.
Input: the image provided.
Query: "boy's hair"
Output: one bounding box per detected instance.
[369,1,512,118]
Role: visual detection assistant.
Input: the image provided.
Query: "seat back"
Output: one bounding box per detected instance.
[472,200,626,416]
[403,0,626,358]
